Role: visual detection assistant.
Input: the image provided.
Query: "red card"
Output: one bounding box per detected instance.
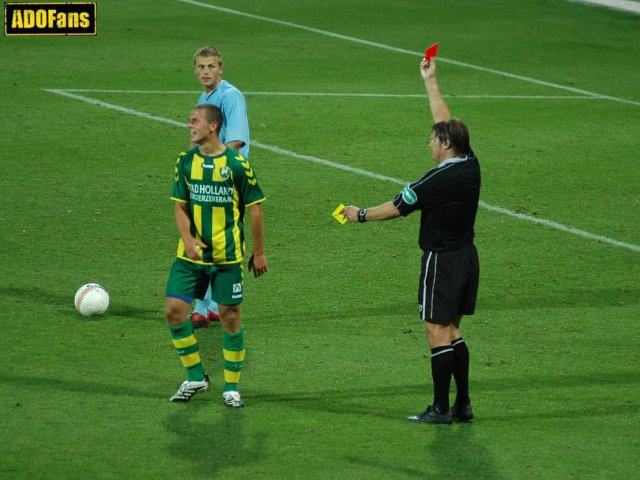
[425,43,439,61]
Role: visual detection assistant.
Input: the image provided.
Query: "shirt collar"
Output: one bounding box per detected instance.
[203,80,226,100]
[438,155,468,168]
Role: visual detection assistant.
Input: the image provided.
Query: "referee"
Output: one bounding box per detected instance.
[342,58,481,424]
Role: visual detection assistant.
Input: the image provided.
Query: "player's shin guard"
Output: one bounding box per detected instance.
[223,326,245,392]
[169,320,206,382]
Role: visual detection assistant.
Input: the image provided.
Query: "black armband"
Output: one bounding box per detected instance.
[358,208,368,223]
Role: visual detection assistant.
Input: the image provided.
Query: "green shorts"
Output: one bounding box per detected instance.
[165,258,244,305]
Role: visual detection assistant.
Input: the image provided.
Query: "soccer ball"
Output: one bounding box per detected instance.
[74,283,110,316]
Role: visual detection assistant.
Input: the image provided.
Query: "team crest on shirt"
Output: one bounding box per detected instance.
[401,185,418,205]
[218,165,231,181]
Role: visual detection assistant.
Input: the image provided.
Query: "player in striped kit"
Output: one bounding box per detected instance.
[164,104,266,408]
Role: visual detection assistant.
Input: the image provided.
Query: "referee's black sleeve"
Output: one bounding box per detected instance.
[393,188,417,217]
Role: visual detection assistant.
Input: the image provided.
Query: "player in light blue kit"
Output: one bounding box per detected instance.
[190,46,251,328]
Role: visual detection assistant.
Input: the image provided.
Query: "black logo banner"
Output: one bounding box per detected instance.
[4,2,97,36]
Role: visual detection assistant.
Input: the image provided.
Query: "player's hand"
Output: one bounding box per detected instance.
[341,205,360,222]
[185,238,208,261]
[248,253,267,277]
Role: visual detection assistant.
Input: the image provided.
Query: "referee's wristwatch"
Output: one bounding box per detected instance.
[358,208,367,223]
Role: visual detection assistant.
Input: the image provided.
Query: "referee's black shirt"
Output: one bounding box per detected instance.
[393,151,481,252]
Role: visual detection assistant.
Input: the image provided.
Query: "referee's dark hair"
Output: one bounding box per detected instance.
[432,118,471,156]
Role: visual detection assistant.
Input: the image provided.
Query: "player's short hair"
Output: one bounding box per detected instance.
[432,118,471,156]
[193,46,223,66]
[193,104,223,132]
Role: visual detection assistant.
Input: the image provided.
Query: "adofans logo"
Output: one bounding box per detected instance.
[5,2,97,36]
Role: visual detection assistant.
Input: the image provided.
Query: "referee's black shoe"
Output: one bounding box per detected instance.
[407,405,452,424]
[452,401,474,422]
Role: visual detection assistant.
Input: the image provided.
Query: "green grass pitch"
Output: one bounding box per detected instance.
[1,0,639,478]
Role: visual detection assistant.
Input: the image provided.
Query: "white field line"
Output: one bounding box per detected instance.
[45,88,640,253]
[177,0,640,108]
[58,88,601,100]
[568,0,640,14]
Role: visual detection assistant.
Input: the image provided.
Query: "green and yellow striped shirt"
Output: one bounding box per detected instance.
[171,146,265,265]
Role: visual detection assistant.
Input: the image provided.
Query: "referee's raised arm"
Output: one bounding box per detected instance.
[420,59,451,124]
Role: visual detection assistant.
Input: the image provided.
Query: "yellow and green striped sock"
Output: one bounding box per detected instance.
[168,320,206,382]
[223,326,245,392]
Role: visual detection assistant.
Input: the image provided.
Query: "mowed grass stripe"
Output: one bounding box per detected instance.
[45,88,640,253]
[177,0,640,107]
[58,88,604,100]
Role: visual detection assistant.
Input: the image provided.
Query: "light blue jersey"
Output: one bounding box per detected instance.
[197,80,250,158]
[193,79,251,320]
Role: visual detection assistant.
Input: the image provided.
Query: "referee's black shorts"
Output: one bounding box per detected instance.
[418,242,479,325]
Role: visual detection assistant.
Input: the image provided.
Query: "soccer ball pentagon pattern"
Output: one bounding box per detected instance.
[74,283,110,316]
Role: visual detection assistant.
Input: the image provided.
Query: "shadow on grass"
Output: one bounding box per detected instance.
[249,369,640,421]
[344,426,501,480]
[0,285,74,310]
[0,372,162,400]
[0,286,159,321]
[480,284,640,312]
[163,402,266,478]
[106,304,159,321]
[3,364,637,414]
[252,283,640,325]
[252,301,417,324]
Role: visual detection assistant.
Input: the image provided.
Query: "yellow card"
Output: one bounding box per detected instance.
[332,204,348,224]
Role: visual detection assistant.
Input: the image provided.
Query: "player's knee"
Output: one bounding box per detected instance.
[163,301,185,324]
[218,304,241,330]
[219,304,240,319]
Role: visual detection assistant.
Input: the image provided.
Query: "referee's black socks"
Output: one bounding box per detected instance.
[430,345,454,412]
[452,337,470,406]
